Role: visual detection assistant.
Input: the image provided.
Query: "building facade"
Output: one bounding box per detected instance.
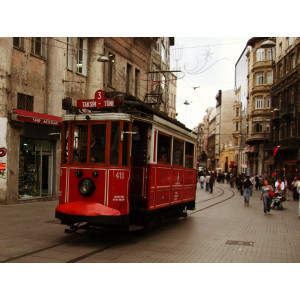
[0,37,175,205]
[269,37,300,179]
[245,37,275,177]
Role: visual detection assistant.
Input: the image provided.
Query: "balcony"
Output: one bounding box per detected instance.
[281,104,294,118]
[245,132,270,145]
[271,108,281,121]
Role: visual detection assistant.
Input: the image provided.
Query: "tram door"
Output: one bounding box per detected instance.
[130,121,149,209]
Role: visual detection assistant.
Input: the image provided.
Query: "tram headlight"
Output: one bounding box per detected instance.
[78,178,96,197]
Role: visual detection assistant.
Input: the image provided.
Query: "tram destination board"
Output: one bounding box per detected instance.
[77,89,114,108]
[77,99,114,108]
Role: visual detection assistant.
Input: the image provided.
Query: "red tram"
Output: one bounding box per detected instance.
[55,91,197,232]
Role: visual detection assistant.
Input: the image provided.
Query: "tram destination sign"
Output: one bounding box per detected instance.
[77,90,114,109]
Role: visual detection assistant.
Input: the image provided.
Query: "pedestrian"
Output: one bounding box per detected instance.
[209,175,215,193]
[284,177,289,201]
[243,175,253,206]
[250,174,256,196]
[230,174,234,188]
[297,181,300,219]
[291,177,299,201]
[261,179,273,215]
[255,175,259,190]
[275,177,285,198]
[199,174,205,189]
[205,173,210,192]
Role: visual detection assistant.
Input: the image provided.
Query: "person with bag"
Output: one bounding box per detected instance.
[261,179,274,215]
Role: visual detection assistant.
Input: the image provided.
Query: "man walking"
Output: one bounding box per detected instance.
[205,173,210,192]
[243,176,253,206]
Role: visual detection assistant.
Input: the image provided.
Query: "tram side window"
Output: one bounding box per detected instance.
[110,122,120,166]
[173,138,184,166]
[157,132,171,164]
[62,125,69,163]
[73,125,88,162]
[185,142,194,168]
[122,122,129,166]
[91,124,106,163]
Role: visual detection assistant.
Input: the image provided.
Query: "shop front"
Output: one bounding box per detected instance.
[10,109,62,203]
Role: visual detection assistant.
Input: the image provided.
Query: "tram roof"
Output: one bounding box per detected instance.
[63,94,197,140]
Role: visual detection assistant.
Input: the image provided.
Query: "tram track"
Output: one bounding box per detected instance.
[188,183,236,215]
[2,184,236,263]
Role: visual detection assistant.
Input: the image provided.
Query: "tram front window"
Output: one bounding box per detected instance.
[90,124,106,163]
[73,125,88,162]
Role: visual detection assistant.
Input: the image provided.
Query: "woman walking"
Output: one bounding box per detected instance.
[261,179,273,215]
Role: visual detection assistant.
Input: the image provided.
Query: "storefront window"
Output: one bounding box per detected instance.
[19,137,53,199]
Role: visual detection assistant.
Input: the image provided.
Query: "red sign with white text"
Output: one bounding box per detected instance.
[77,90,115,108]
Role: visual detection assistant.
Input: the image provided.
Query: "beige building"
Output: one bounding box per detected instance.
[245,37,275,177]
[0,37,175,205]
[215,89,235,172]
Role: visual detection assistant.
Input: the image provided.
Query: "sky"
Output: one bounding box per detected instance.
[170,37,249,129]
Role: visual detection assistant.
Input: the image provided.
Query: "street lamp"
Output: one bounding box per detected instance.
[97,55,110,62]
[184,100,190,125]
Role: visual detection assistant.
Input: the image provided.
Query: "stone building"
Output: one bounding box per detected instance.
[269,37,300,178]
[0,37,175,205]
[215,89,235,172]
[245,37,275,177]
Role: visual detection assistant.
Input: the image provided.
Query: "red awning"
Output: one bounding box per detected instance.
[12,108,63,127]
[282,160,299,165]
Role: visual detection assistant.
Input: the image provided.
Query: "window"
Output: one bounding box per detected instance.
[126,64,132,94]
[91,124,106,164]
[278,63,283,78]
[291,53,296,70]
[236,107,239,117]
[19,138,54,199]
[235,122,239,131]
[157,132,171,164]
[31,37,46,58]
[110,122,120,166]
[267,48,274,60]
[122,122,130,166]
[256,72,264,85]
[279,42,282,54]
[266,96,271,108]
[77,38,87,75]
[135,69,140,97]
[17,93,34,111]
[254,122,263,133]
[256,48,265,62]
[267,71,273,84]
[287,37,293,48]
[173,138,184,166]
[67,37,73,70]
[255,96,264,109]
[73,125,88,163]
[185,142,194,168]
[13,37,24,50]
